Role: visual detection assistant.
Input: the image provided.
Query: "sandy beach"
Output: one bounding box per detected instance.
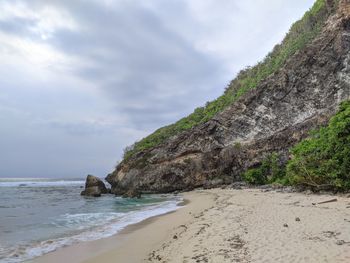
[31,188,350,263]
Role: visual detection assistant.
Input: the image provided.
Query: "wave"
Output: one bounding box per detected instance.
[52,212,124,230]
[0,197,182,263]
[0,179,85,187]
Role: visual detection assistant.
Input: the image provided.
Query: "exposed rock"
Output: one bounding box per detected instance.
[106,1,350,194]
[336,240,346,245]
[277,186,296,193]
[122,189,141,199]
[229,182,248,190]
[81,175,108,197]
[81,187,101,197]
[304,190,314,195]
[295,217,301,222]
[203,178,227,189]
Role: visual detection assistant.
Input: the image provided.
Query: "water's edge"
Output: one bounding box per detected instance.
[0,178,183,263]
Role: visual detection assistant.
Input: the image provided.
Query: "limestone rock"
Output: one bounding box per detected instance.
[81,186,101,197]
[81,175,108,197]
[122,189,141,199]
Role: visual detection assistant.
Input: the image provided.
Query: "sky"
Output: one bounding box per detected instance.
[0,0,315,178]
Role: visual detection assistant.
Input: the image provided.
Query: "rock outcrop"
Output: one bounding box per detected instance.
[106,0,350,194]
[81,175,108,197]
[122,189,142,199]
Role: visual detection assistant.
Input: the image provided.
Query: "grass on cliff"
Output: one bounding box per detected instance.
[123,0,333,160]
[242,100,350,191]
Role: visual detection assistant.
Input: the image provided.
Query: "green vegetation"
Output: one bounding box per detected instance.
[242,153,285,185]
[242,101,350,191]
[124,0,335,160]
[285,100,350,191]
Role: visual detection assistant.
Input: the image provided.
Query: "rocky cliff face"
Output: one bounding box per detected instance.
[106,0,350,194]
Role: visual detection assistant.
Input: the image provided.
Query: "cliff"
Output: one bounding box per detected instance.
[106,0,350,194]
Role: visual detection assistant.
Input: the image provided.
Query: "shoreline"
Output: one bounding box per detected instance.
[30,191,216,263]
[31,188,350,263]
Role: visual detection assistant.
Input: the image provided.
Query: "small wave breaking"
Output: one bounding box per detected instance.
[0,179,85,188]
[0,196,182,263]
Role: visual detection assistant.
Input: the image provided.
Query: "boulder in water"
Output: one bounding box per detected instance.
[81,175,108,197]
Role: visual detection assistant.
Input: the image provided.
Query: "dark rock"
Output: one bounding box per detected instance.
[81,186,100,197]
[271,184,285,190]
[81,175,108,197]
[275,186,298,193]
[304,190,313,195]
[230,182,248,189]
[336,240,345,245]
[283,224,289,228]
[122,189,141,199]
[106,1,350,194]
[295,217,301,222]
[259,185,272,190]
[203,179,224,189]
[93,192,101,197]
[282,186,295,193]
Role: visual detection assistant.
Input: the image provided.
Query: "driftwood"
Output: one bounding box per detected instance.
[312,198,338,205]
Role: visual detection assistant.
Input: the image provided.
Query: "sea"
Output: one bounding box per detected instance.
[0,178,182,263]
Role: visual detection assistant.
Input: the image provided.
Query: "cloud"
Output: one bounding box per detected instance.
[45,0,228,130]
[0,1,78,39]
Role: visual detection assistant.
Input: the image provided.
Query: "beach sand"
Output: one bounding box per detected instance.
[31,188,350,263]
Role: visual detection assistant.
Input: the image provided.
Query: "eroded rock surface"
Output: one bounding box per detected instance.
[81,175,108,197]
[122,189,142,199]
[106,1,350,194]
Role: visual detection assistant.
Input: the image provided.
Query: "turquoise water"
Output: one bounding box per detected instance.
[0,178,181,263]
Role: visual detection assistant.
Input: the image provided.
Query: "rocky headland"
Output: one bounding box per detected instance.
[105,0,350,195]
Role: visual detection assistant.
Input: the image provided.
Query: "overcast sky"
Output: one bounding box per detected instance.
[0,0,315,178]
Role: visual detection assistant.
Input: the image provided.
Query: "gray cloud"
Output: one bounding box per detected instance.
[46,1,227,129]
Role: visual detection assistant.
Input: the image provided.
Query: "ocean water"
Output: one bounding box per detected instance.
[0,178,182,263]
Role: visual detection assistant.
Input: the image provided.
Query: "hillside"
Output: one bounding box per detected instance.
[106,0,350,194]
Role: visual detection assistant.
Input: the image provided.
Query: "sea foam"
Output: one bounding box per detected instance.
[0,190,181,263]
[0,179,85,187]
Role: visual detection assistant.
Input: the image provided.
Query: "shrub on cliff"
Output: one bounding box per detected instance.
[286,100,350,190]
[242,153,285,185]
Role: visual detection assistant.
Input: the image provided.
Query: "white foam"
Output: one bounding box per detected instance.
[0,180,85,187]
[0,197,183,263]
[52,212,124,230]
